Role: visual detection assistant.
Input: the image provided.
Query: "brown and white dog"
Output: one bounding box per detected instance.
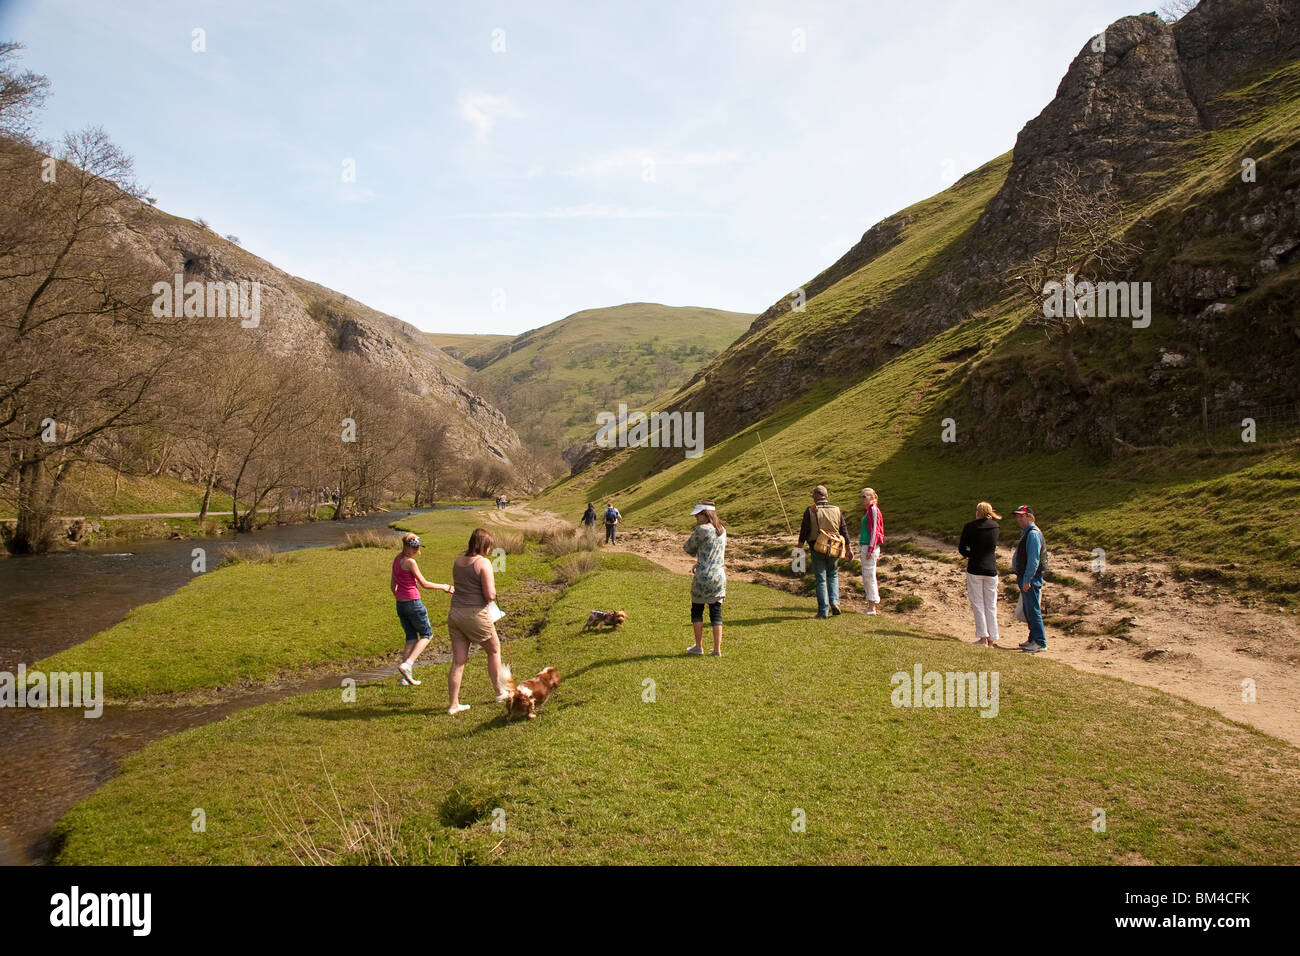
[504,666,560,721]
[583,609,627,631]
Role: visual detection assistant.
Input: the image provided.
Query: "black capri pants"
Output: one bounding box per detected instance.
[691,601,723,625]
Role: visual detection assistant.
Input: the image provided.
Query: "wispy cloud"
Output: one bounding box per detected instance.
[448,204,710,220]
[458,91,522,139]
[335,183,378,204]
[572,147,743,177]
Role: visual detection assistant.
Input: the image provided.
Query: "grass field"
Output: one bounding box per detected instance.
[35,511,554,700]
[47,513,1300,865]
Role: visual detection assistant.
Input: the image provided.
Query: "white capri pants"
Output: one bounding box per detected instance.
[861,548,880,604]
[966,572,999,640]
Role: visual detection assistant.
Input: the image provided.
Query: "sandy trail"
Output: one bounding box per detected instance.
[476,504,1300,747]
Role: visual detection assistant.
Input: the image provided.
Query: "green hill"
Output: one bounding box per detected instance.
[538,10,1300,601]
[435,304,754,468]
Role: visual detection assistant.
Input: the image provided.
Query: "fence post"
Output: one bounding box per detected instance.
[1202,396,1214,452]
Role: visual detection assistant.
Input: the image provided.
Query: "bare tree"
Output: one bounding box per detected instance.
[510,446,553,494]
[409,418,452,507]
[325,357,412,518]
[0,42,50,142]
[463,454,513,498]
[1006,163,1142,390]
[167,330,269,522]
[224,361,328,532]
[0,121,186,551]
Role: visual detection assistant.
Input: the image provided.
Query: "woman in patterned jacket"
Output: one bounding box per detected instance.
[684,500,727,657]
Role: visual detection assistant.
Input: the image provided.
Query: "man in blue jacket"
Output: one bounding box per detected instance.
[1013,505,1047,653]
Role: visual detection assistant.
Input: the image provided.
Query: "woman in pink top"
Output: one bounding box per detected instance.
[393,532,454,686]
[859,487,884,615]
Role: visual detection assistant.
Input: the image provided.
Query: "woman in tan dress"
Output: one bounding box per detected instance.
[446,528,508,715]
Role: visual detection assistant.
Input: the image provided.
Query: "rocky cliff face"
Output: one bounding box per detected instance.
[629,0,1300,465]
[121,209,521,463]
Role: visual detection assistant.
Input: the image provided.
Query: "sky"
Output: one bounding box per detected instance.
[2,0,1145,335]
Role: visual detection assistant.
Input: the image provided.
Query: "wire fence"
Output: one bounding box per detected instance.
[1200,398,1300,446]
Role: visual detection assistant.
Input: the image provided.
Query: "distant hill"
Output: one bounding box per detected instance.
[434,303,754,465]
[425,332,514,372]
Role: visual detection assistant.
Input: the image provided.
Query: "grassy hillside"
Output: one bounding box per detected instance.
[539,60,1300,602]
[540,312,1300,598]
[48,525,1300,865]
[0,462,233,519]
[451,303,754,461]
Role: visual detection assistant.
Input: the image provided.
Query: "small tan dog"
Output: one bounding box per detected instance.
[504,666,560,721]
[583,609,627,631]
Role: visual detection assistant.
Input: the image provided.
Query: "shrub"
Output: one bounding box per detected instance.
[338,529,396,550]
[494,531,526,554]
[554,550,599,585]
[219,544,277,566]
[541,525,599,557]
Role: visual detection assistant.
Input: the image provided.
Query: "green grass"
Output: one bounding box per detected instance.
[49,550,1300,865]
[36,511,552,699]
[0,462,233,519]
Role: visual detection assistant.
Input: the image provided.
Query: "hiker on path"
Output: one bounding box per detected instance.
[683,501,727,657]
[797,485,856,618]
[582,502,597,529]
[447,528,509,714]
[1012,505,1047,653]
[859,487,885,615]
[393,532,455,687]
[959,502,1002,646]
[604,502,622,544]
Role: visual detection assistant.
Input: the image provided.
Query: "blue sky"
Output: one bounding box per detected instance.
[3,0,1142,334]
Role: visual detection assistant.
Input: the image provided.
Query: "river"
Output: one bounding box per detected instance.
[0,507,462,865]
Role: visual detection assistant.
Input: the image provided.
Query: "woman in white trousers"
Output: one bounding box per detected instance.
[958,501,1002,646]
[859,488,884,614]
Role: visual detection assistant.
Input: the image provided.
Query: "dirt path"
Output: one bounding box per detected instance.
[476,504,1300,747]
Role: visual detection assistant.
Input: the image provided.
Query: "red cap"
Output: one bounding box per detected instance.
[1014,505,1034,516]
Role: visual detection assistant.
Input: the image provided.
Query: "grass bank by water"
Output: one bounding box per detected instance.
[37,511,552,700]
[50,541,1300,864]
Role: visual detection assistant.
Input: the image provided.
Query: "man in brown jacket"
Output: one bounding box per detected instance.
[797,485,856,618]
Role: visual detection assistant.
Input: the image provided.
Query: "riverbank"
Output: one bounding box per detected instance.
[0,498,492,553]
[34,510,549,702]
[0,506,495,863]
[47,534,1300,865]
